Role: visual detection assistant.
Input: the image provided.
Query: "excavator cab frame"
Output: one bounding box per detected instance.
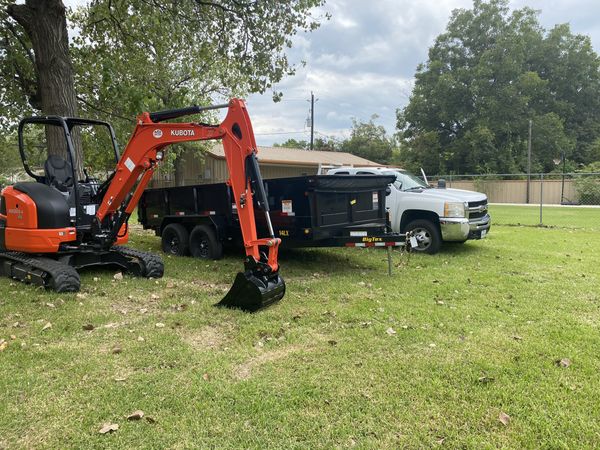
[17,116,121,232]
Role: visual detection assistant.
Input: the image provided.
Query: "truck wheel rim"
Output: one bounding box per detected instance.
[413,228,431,249]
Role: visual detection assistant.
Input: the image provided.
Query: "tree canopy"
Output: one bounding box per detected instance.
[341,115,394,164]
[1,0,326,173]
[397,0,600,175]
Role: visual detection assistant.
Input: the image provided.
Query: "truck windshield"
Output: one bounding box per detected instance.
[393,171,429,191]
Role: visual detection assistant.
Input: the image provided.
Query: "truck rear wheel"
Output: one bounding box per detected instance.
[189,224,223,260]
[162,223,189,256]
[405,219,441,254]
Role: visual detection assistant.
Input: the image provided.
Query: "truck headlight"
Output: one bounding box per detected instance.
[444,201,466,218]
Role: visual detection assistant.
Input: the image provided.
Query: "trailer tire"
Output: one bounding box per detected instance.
[189,224,223,260]
[162,223,190,256]
[405,219,441,254]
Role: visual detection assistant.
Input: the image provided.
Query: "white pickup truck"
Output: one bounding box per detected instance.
[327,167,491,254]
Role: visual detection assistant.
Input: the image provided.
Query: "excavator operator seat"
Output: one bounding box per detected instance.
[45,155,74,192]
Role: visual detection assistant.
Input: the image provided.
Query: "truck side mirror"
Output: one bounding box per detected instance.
[385,186,391,196]
[437,179,446,189]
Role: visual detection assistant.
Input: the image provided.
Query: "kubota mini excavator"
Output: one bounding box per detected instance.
[0,99,285,311]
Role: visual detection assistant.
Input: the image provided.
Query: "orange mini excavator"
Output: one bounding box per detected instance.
[0,99,285,311]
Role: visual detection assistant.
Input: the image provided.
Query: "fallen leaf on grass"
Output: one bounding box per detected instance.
[46,302,55,308]
[386,327,396,336]
[41,322,52,331]
[512,335,523,341]
[155,323,165,328]
[126,410,144,420]
[113,376,127,382]
[99,423,119,434]
[82,324,94,331]
[498,412,511,426]
[557,358,571,368]
[112,346,122,354]
[202,373,210,381]
[113,272,123,281]
[0,339,7,352]
[477,376,495,384]
[436,436,445,445]
[151,294,160,300]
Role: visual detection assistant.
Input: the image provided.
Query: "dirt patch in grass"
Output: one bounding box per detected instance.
[181,323,233,350]
[234,345,305,381]
[233,333,329,381]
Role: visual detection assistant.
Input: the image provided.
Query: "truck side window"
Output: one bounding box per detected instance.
[357,171,374,175]
[333,171,349,175]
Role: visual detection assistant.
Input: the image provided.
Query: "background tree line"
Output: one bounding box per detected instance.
[396,0,600,175]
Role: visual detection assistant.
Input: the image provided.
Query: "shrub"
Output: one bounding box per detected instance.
[574,176,600,205]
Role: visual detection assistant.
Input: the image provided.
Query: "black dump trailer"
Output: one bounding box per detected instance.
[138,174,405,259]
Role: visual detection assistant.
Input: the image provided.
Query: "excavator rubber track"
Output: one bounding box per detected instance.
[0,251,80,292]
[111,246,164,278]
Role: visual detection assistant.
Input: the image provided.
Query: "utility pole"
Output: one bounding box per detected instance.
[310,92,315,150]
[526,119,532,203]
[307,91,318,150]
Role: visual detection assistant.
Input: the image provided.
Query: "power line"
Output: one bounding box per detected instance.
[254,130,309,136]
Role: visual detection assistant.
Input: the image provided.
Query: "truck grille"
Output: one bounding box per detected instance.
[468,200,488,220]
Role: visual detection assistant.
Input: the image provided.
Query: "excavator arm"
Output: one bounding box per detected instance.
[96,99,285,311]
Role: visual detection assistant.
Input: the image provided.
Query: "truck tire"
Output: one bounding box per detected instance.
[405,219,442,254]
[161,223,189,256]
[189,224,223,260]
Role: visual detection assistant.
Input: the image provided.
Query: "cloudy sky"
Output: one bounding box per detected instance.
[240,0,600,146]
[63,0,600,146]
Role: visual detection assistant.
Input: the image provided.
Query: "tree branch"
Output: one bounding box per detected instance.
[76,95,133,123]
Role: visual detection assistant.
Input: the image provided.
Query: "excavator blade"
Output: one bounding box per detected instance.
[217,271,285,312]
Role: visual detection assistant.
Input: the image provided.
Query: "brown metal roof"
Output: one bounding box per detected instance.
[207,144,380,167]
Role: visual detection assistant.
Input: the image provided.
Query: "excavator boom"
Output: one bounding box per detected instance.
[97,98,284,311]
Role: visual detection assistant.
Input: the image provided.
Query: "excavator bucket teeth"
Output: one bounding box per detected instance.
[217,271,285,312]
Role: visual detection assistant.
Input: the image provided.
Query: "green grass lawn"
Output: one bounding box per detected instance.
[1,207,600,448]
[490,204,600,229]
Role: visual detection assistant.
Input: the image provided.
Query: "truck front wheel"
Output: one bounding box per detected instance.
[161,223,190,256]
[405,219,442,254]
[189,224,224,260]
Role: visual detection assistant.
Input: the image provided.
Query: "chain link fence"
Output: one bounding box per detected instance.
[431,172,600,229]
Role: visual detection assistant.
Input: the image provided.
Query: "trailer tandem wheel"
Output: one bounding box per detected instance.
[189,224,224,260]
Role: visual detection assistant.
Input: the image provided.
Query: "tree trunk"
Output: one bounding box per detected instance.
[8,0,84,179]
[174,150,186,187]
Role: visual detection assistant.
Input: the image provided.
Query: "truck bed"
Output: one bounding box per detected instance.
[139,174,404,249]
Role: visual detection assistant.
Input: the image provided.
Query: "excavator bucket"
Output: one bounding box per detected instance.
[217,271,285,312]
